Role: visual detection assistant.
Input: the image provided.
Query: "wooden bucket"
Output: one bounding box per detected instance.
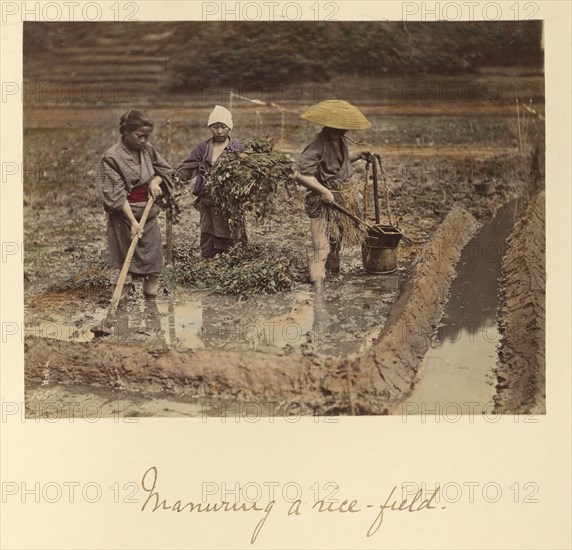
[361,225,402,274]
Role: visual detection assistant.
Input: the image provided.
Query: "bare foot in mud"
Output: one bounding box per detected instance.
[313,277,325,294]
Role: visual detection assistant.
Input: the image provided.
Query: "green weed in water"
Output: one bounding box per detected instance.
[165,244,294,295]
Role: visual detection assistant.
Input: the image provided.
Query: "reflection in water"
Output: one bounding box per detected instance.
[181,290,340,353]
[113,299,167,345]
[146,273,398,355]
[159,299,204,349]
[28,272,401,357]
[402,199,522,415]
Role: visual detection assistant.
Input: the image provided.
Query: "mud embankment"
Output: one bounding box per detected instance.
[26,207,479,415]
[495,191,545,414]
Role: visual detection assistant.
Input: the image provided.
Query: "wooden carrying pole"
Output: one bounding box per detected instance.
[374,154,394,226]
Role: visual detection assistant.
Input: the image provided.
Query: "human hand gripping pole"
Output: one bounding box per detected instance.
[91,195,154,337]
[109,195,154,318]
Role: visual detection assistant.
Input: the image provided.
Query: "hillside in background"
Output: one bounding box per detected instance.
[23,21,543,102]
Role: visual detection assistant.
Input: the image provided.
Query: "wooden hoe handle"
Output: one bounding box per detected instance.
[107,196,154,321]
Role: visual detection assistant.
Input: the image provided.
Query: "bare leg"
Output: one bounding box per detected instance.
[309,217,329,284]
[143,273,160,299]
[110,268,131,301]
[326,233,342,275]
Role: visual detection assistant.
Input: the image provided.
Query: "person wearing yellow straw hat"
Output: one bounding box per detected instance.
[294,100,371,287]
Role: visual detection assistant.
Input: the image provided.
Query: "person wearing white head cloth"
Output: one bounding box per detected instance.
[208,105,234,129]
[177,105,246,258]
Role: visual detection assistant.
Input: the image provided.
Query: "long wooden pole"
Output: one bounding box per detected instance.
[516,98,522,153]
[375,154,394,226]
[107,196,154,322]
[165,118,173,264]
[330,201,411,243]
[329,202,383,236]
[280,110,286,149]
[371,153,381,224]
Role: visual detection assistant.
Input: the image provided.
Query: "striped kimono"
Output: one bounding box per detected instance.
[96,141,173,277]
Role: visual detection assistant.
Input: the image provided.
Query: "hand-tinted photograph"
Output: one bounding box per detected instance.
[23,21,545,418]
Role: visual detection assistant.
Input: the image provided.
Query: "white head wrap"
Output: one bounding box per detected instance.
[207,105,233,130]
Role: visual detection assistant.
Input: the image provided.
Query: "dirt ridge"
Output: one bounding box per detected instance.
[495,191,545,414]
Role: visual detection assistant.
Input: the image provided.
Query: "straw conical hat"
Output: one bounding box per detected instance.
[300,100,371,130]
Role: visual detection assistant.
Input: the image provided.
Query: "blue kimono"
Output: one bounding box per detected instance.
[177,137,245,258]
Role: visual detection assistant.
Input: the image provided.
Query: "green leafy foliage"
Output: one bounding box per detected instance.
[204,137,294,222]
[165,244,294,295]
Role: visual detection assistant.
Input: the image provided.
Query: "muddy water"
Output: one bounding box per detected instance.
[26,271,401,418]
[399,199,522,416]
[26,264,401,422]
[26,271,401,358]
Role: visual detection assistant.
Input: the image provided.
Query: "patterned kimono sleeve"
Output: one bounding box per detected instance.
[297,134,324,177]
[148,144,174,194]
[97,156,127,212]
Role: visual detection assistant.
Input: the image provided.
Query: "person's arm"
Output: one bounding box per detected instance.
[97,155,143,238]
[121,201,142,239]
[231,139,246,153]
[97,156,128,211]
[176,142,205,181]
[294,171,335,204]
[349,150,371,163]
[147,144,174,198]
[294,135,335,203]
[148,175,163,201]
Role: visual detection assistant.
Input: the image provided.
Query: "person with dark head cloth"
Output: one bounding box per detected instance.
[96,109,174,299]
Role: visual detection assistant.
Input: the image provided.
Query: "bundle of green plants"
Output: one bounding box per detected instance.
[165,244,294,295]
[204,137,294,222]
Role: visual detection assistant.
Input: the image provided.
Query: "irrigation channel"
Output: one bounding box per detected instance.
[398,198,523,416]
